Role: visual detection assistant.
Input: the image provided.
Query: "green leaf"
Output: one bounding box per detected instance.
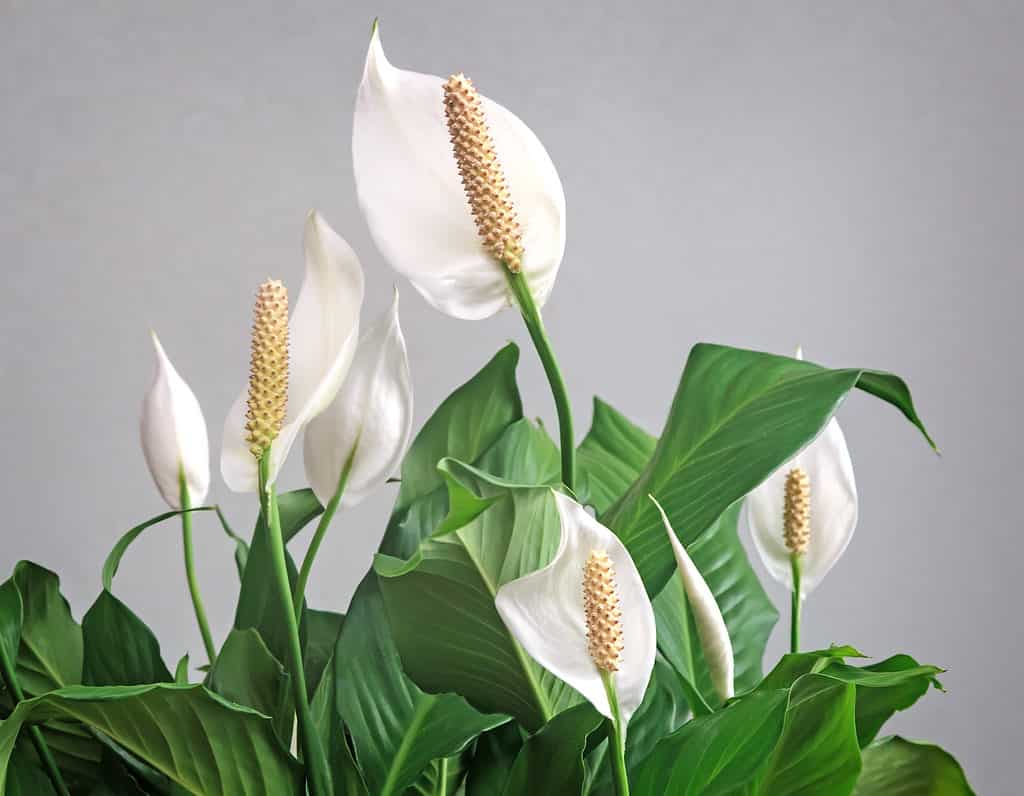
[601,344,936,594]
[503,703,604,796]
[756,674,862,795]
[214,506,249,579]
[82,590,172,686]
[233,489,322,673]
[332,575,506,796]
[0,684,303,795]
[0,578,22,664]
[463,723,523,796]
[7,742,58,796]
[331,345,526,795]
[576,397,657,514]
[310,656,369,796]
[853,736,975,795]
[380,343,524,561]
[302,609,344,699]
[101,508,213,592]
[631,688,789,794]
[206,629,293,744]
[174,655,190,684]
[12,562,82,695]
[406,752,472,796]
[375,425,579,730]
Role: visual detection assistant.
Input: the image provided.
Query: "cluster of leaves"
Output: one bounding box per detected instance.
[0,343,974,794]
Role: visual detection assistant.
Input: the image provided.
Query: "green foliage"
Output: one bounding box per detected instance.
[853,737,975,795]
[82,591,172,687]
[503,703,604,795]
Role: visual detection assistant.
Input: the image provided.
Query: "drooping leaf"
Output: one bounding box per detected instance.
[0,684,303,795]
[503,703,604,796]
[601,344,936,595]
[206,629,293,744]
[82,590,172,686]
[375,425,580,730]
[101,508,213,592]
[853,736,975,795]
[755,674,862,795]
[631,688,789,794]
[333,345,526,794]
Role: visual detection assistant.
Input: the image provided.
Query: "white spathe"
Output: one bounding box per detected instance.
[140,332,210,509]
[495,492,656,725]
[221,211,365,492]
[352,24,566,320]
[745,349,859,597]
[303,288,413,508]
[649,495,734,702]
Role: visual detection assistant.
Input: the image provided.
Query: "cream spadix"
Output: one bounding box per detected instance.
[140,332,210,508]
[221,211,364,492]
[495,492,656,725]
[745,349,858,597]
[303,288,413,508]
[352,24,565,320]
[649,494,734,702]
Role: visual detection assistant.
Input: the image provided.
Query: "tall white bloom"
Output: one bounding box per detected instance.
[140,332,210,508]
[352,24,566,320]
[303,288,413,508]
[745,349,858,597]
[221,211,364,492]
[495,492,656,725]
[649,495,734,701]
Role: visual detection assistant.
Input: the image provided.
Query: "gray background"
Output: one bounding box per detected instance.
[2,1,1019,791]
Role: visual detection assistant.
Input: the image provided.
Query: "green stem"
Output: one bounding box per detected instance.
[179,476,217,666]
[790,554,802,654]
[506,270,576,492]
[0,643,69,796]
[293,445,357,620]
[259,456,332,796]
[600,670,630,796]
[436,756,448,796]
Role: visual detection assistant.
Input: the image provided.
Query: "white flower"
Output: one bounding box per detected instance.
[649,495,734,701]
[745,349,858,597]
[495,492,656,725]
[303,288,413,508]
[140,332,210,508]
[221,211,364,492]
[352,24,566,320]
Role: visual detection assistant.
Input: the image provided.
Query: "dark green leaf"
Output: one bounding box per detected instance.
[303,609,344,699]
[0,579,22,664]
[207,629,293,744]
[602,344,936,595]
[839,656,943,747]
[503,703,604,796]
[333,575,506,796]
[853,736,975,795]
[576,398,656,514]
[12,562,82,695]
[82,590,172,686]
[463,723,523,796]
[7,742,58,796]
[0,684,303,795]
[310,655,369,796]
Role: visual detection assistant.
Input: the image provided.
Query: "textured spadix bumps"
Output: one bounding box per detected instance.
[244,280,289,459]
[746,349,859,597]
[495,492,655,724]
[352,25,565,320]
[221,212,364,492]
[139,333,210,508]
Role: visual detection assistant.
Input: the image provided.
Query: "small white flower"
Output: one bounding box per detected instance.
[221,211,365,492]
[352,24,566,320]
[303,288,413,508]
[649,494,734,701]
[495,492,656,725]
[140,332,210,508]
[745,349,858,597]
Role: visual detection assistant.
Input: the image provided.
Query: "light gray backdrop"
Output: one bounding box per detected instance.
[2,1,1019,791]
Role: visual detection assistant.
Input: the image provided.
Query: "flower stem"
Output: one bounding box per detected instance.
[789,554,802,654]
[436,757,448,795]
[506,271,576,491]
[179,475,217,666]
[293,445,358,621]
[600,670,630,796]
[258,455,332,796]
[0,642,69,796]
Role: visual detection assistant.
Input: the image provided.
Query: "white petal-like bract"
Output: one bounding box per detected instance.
[221,211,365,492]
[140,332,210,508]
[352,25,565,320]
[650,494,734,701]
[303,288,413,508]
[495,492,656,725]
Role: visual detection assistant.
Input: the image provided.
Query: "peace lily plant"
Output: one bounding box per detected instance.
[0,19,973,796]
